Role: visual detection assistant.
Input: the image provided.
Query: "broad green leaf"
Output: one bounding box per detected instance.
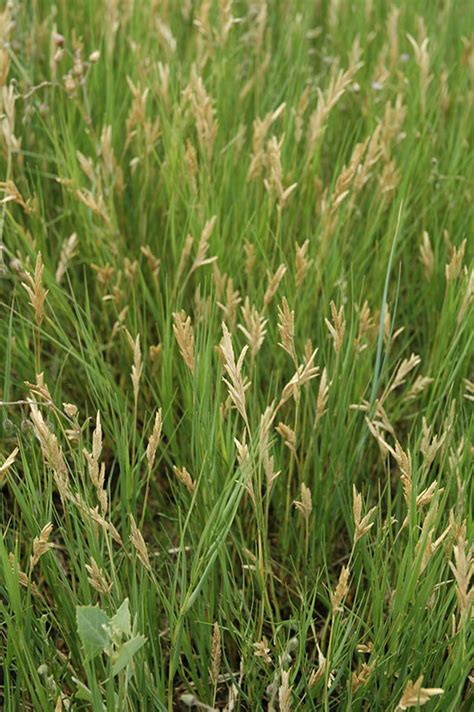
[74,680,94,703]
[74,680,109,711]
[76,605,109,660]
[109,598,131,638]
[112,634,146,676]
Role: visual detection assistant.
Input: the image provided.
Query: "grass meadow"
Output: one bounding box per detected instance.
[0,1,473,710]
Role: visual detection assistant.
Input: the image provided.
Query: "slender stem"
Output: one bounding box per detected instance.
[283,399,300,554]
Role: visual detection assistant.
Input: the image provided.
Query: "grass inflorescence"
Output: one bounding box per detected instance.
[0,1,473,710]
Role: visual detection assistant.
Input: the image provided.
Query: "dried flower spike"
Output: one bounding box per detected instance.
[397,675,443,709]
[294,482,312,521]
[277,297,297,365]
[22,252,48,326]
[190,215,218,273]
[131,334,143,406]
[0,446,19,483]
[209,621,221,685]
[238,297,267,360]
[129,515,151,571]
[449,526,473,627]
[173,311,195,374]
[85,557,113,596]
[325,301,345,356]
[315,368,330,426]
[278,669,292,712]
[276,421,296,456]
[30,522,54,569]
[173,465,195,494]
[331,565,350,613]
[353,485,377,543]
[253,637,272,664]
[264,263,287,307]
[146,409,162,472]
[55,233,78,284]
[220,322,251,431]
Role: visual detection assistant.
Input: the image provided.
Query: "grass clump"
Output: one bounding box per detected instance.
[0,1,473,710]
